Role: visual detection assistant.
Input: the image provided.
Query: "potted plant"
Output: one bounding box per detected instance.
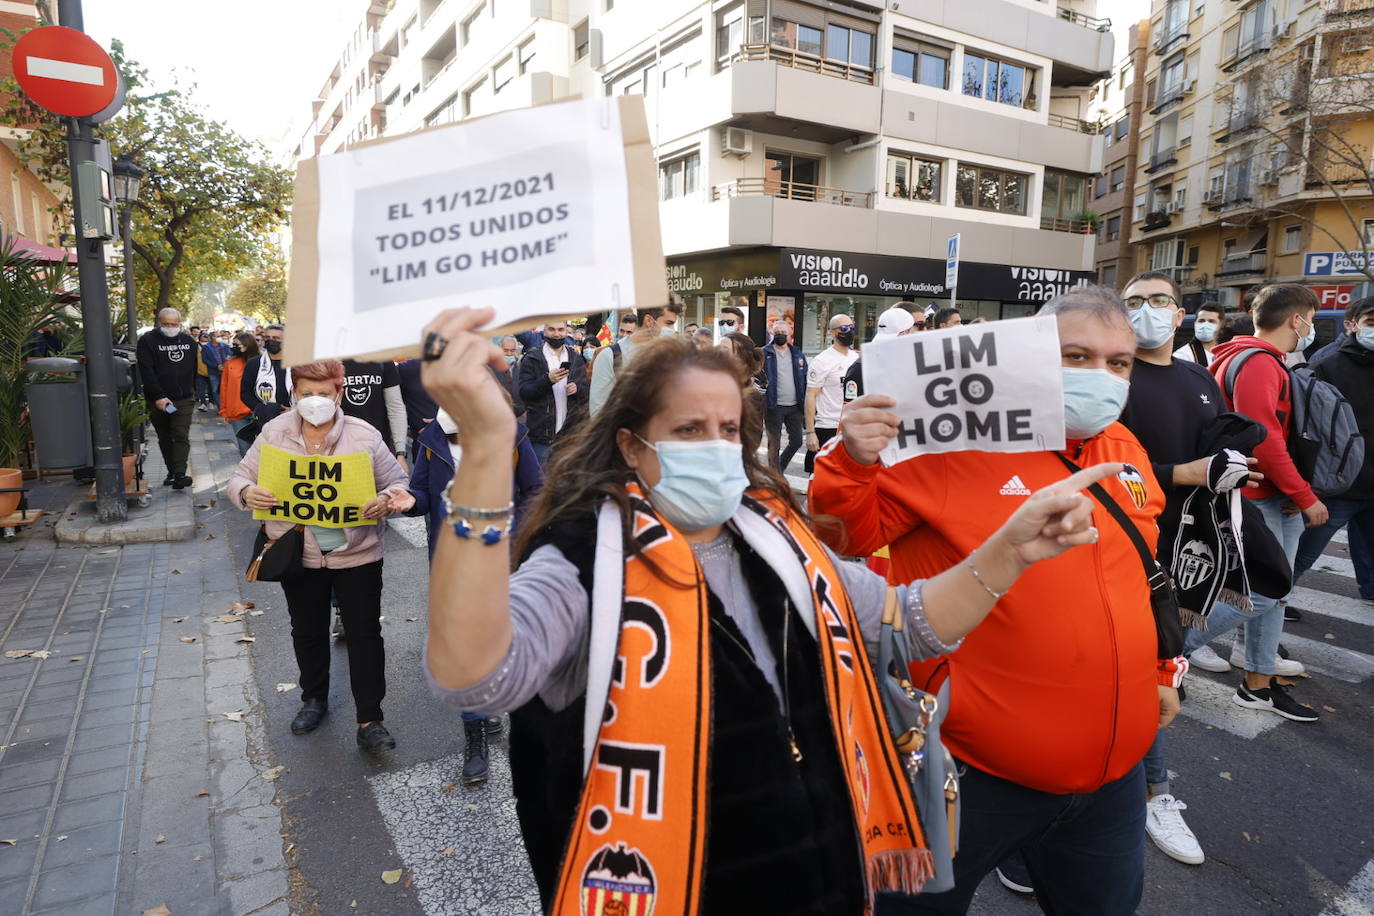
[1073,209,1103,233]
[0,239,73,517]
[117,392,148,486]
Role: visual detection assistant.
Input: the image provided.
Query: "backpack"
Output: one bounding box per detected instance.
[1222,348,1366,497]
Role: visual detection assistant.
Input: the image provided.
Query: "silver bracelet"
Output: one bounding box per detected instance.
[440,480,513,520]
[965,549,1006,600]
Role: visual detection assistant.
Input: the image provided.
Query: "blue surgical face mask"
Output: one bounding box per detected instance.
[1295,314,1316,353]
[1061,367,1131,440]
[635,435,748,531]
[1128,304,1176,350]
[1193,321,1218,343]
[1357,326,1374,351]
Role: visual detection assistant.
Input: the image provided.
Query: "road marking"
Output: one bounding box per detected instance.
[1281,633,1374,684]
[1319,858,1374,915]
[1288,586,1372,627]
[1309,556,1358,579]
[1178,674,1285,740]
[1333,528,1348,546]
[26,56,104,85]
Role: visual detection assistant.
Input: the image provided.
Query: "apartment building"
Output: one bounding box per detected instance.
[1131,0,1374,314]
[0,0,67,259]
[1086,21,1150,291]
[296,0,1115,353]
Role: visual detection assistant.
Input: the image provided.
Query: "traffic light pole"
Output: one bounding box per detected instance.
[60,0,126,523]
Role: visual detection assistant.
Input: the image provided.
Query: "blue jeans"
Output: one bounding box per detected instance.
[1293,496,1374,600]
[1142,731,1170,796]
[1233,496,1304,674]
[228,417,254,458]
[875,762,1146,916]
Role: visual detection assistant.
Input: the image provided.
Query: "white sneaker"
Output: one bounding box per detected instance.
[1229,643,1305,676]
[1188,644,1231,673]
[1145,795,1205,865]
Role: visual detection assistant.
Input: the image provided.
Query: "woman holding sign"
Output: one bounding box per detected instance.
[229,361,415,753]
[418,308,1121,915]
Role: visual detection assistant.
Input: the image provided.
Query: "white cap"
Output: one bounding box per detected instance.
[875,307,916,337]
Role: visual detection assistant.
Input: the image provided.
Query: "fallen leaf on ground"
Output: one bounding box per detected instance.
[179,637,196,644]
[194,504,209,509]
[1219,771,1232,780]
[172,617,186,623]
[379,616,387,621]
[440,780,458,794]
[213,615,241,624]
[275,683,297,693]
[154,834,165,844]
[236,636,255,644]
[1243,831,1252,841]
[248,610,264,616]
[0,839,14,846]
[55,835,66,842]
[97,609,108,614]
[68,657,83,662]
[262,766,285,781]
[229,602,255,612]
[4,650,33,659]
[194,791,210,798]
[222,711,245,723]
[1326,633,1337,640]
[1323,705,1337,713]
[171,570,181,575]
[380,869,403,885]
[30,651,50,659]
[142,905,171,916]
[285,842,296,855]
[441,846,455,856]
[405,618,417,622]
[466,804,477,812]
[204,534,215,540]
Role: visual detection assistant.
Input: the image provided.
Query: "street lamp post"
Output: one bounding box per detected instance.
[112,157,143,359]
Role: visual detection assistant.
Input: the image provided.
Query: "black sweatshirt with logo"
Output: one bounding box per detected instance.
[136,329,198,402]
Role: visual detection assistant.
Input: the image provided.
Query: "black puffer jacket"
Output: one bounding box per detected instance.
[1311,333,1374,497]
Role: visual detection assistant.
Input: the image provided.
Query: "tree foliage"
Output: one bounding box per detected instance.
[225,241,287,326]
[0,39,293,323]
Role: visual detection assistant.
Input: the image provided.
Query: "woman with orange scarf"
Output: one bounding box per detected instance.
[420,307,1118,915]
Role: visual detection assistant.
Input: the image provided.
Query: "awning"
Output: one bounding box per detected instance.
[12,238,77,264]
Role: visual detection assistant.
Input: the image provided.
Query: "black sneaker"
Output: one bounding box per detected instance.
[356,722,396,751]
[171,475,192,490]
[1284,605,1303,622]
[1233,678,1319,722]
[163,473,176,486]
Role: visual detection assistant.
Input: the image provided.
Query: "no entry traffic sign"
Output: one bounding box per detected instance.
[12,26,118,118]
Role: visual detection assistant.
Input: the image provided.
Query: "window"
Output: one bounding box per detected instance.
[1111,165,1125,191]
[1116,117,1129,140]
[765,151,822,197]
[494,55,514,92]
[574,20,590,61]
[1094,174,1107,198]
[1043,170,1088,222]
[461,3,486,46]
[31,193,42,239]
[892,37,950,89]
[1283,224,1303,253]
[886,152,942,202]
[1151,238,1186,269]
[1175,179,1188,208]
[518,37,536,74]
[426,92,459,127]
[1102,123,1114,149]
[1104,215,1122,241]
[1178,114,1193,147]
[955,163,1028,215]
[962,52,1033,107]
[1364,218,1374,246]
[1222,25,1240,61]
[1134,194,1147,221]
[659,151,700,200]
[1187,245,1200,265]
[463,74,488,116]
[10,176,22,234]
[772,19,823,57]
[716,5,744,64]
[1100,264,1118,289]
[826,24,873,68]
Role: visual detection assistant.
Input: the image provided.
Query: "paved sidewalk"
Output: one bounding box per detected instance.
[0,419,292,915]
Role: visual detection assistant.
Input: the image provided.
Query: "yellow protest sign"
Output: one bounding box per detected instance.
[253,444,377,528]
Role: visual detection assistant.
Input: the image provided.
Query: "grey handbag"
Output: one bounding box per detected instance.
[877,589,960,894]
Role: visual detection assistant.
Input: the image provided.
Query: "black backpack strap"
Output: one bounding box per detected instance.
[1221,347,1286,403]
[1190,339,1208,364]
[1054,453,1169,594]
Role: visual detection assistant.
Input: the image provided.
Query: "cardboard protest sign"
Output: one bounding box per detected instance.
[860,316,1065,465]
[252,444,377,528]
[284,95,669,365]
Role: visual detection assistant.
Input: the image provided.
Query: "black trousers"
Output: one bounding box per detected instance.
[146,397,195,476]
[280,560,386,723]
[803,426,837,474]
[765,404,805,473]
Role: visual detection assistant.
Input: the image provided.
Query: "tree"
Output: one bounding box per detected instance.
[225,242,287,326]
[0,39,293,322]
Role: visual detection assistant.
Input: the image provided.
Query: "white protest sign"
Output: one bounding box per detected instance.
[284,96,668,364]
[860,315,1065,465]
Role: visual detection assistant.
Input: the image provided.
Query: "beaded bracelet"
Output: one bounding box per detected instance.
[441,481,514,546]
[965,549,1007,600]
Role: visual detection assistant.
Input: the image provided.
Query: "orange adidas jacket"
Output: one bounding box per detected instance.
[811,423,1177,795]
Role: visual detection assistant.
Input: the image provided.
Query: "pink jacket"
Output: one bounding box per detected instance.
[228,410,410,569]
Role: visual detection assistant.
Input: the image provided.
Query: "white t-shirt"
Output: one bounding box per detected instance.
[544,343,569,433]
[1172,342,1215,366]
[806,346,859,428]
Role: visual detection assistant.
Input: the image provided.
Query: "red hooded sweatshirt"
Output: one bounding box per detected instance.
[1208,336,1317,510]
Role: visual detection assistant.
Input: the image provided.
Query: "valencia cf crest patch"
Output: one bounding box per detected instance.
[1117,464,1148,510]
[581,843,656,916]
[854,740,872,816]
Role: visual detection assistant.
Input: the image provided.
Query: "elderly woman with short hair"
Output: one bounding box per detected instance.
[228,360,414,751]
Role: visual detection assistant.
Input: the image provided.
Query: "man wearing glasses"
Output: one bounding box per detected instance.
[804,313,859,473]
[716,304,746,341]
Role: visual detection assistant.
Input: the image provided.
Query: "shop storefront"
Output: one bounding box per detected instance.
[667,247,1096,355]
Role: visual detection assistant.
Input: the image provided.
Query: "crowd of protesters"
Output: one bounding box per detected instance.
[133,280,1373,914]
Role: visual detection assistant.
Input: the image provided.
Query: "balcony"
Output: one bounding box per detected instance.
[1056,7,1112,32]
[1039,216,1094,233]
[1047,112,1098,133]
[1305,162,1371,189]
[1152,23,1189,54]
[1219,251,1267,276]
[1144,148,1178,173]
[1150,83,1186,113]
[713,178,874,208]
[1223,36,1272,72]
[1142,210,1174,231]
[733,43,875,85]
[1325,0,1374,16]
[913,0,1112,83]
[1217,108,1261,142]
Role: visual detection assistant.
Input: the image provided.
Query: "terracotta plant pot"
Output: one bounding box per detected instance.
[122,454,137,487]
[0,468,21,518]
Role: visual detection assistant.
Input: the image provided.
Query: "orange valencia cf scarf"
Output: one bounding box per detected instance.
[553,485,932,916]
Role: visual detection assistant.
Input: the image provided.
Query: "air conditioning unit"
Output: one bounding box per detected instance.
[1164,201,1182,214]
[1259,168,1280,184]
[721,127,752,157]
[1202,188,1223,203]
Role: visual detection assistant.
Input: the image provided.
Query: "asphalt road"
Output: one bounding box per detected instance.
[202,418,1374,916]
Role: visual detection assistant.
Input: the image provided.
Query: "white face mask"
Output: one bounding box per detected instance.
[296,395,337,427]
[159,325,180,338]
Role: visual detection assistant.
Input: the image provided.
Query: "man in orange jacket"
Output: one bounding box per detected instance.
[812,287,1184,915]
